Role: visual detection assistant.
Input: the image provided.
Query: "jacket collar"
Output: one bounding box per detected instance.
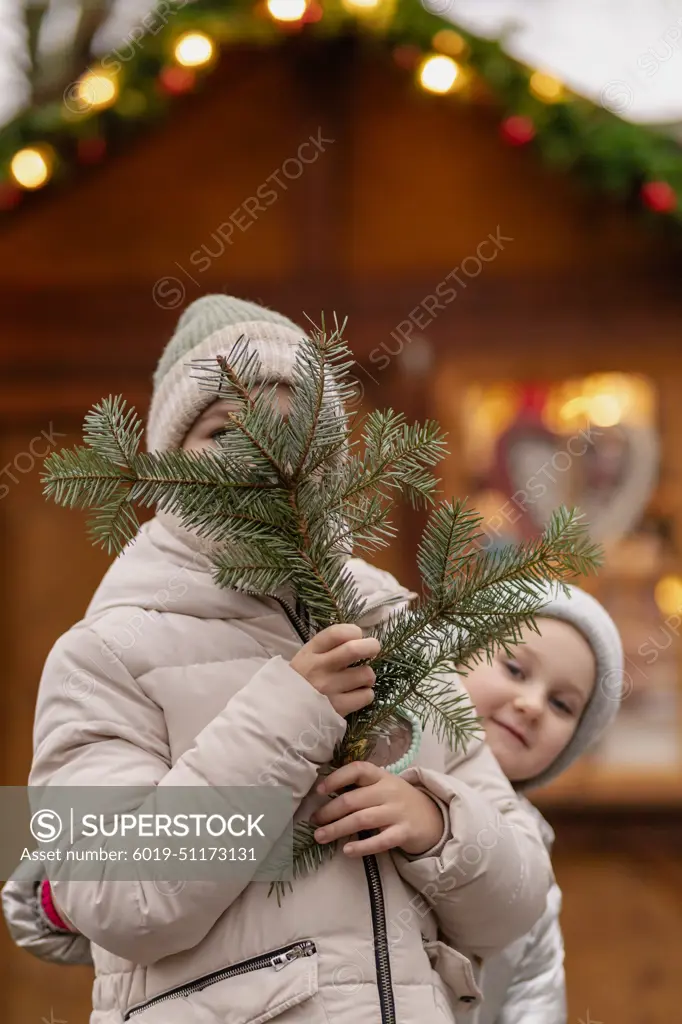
[84,512,417,626]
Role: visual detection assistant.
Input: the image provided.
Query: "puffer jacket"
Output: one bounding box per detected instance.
[474,804,566,1024]
[25,513,552,1024]
[2,804,566,1024]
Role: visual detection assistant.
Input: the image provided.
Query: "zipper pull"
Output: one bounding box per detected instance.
[270,943,311,971]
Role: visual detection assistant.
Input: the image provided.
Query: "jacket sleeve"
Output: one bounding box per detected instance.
[495,882,567,1024]
[29,624,347,965]
[391,716,553,957]
[1,858,93,966]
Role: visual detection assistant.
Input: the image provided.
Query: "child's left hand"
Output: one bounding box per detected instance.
[310,761,445,857]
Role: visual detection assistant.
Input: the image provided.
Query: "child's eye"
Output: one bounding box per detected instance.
[210,428,232,440]
[504,660,526,681]
[550,696,573,715]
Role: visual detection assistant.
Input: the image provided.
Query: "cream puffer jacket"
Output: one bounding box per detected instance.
[25,515,553,1024]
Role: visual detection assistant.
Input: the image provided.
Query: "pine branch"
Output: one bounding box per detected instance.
[268,821,338,904]
[83,395,144,468]
[343,412,449,511]
[86,492,140,555]
[42,446,133,509]
[42,316,604,887]
[416,498,485,600]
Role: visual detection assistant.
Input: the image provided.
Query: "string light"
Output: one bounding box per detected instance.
[10,146,53,190]
[77,69,119,112]
[174,31,215,68]
[432,29,467,57]
[418,55,460,95]
[655,575,682,618]
[587,393,622,428]
[267,0,307,21]
[342,0,381,8]
[529,71,564,103]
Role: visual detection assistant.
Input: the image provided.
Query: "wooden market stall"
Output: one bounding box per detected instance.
[1,34,681,1024]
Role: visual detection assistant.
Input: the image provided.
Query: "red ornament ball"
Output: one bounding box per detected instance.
[0,181,22,211]
[640,180,677,214]
[500,115,536,147]
[77,137,107,165]
[158,66,196,96]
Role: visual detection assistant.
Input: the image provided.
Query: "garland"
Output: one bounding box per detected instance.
[1,0,680,229]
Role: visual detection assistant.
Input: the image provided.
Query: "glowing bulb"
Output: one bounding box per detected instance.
[342,0,381,8]
[419,55,459,95]
[655,575,682,617]
[432,29,467,57]
[558,396,586,423]
[10,147,52,190]
[588,393,622,428]
[529,71,564,103]
[267,0,307,21]
[174,31,215,68]
[77,70,118,111]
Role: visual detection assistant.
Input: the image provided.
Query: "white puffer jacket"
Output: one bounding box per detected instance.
[13,515,553,1023]
[473,805,566,1024]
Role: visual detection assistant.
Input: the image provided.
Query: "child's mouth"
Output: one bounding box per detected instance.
[491,718,529,747]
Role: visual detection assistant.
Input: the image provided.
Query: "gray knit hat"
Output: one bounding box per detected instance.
[147,295,310,452]
[517,582,624,791]
[146,294,353,562]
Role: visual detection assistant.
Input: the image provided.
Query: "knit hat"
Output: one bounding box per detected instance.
[516,582,624,791]
[147,295,311,453]
[146,294,353,563]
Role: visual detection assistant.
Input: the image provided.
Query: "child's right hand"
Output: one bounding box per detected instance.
[290,623,380,718]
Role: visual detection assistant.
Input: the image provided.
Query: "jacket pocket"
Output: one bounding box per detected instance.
[123,940,326,1024]
[423,939,482,1016]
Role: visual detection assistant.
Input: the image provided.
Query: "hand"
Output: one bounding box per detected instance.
[290,624,380,718]
[310,761,445,857]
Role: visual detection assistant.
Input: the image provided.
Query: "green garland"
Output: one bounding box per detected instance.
[1,0,681,228]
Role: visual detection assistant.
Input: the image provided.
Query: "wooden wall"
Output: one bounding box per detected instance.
[1,38,681,1022]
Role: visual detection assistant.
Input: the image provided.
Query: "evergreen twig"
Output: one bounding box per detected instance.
[41,317,603,882]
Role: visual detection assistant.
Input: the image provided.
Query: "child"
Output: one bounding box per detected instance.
[5,295,554,1023]
[4,587,621,1024]
[4,584,622,1024]
[462,584,623,1024]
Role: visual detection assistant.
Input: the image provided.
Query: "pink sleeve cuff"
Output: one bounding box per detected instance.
[40,879,75,933]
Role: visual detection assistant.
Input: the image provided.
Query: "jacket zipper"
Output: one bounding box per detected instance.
[242,589,312,643]
[248,589,414,645]
[123,940,316,1019]
[363,846,398,1024]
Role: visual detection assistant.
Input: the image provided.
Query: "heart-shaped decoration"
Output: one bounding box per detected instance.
[487,394,659,546]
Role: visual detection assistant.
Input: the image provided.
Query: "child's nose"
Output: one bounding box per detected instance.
[514,685,545,718]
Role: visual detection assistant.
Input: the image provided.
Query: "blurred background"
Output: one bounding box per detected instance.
[1,0,682,1020]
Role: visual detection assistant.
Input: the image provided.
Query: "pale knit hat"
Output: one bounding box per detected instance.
[517,582,624,791]
[147,295,310,453]
[146,294,353,564]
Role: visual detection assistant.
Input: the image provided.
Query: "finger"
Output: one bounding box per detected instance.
[342,825,406,858]
[309,623,363,653]
[314,806,394,845]
[327,665,376,694]
[318,761,384,794]
[312,786,383,827]
[333,688,375,716]
[322,636,381,672]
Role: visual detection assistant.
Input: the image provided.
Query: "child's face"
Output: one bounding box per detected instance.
[182,385,293,452]
[461,618,596,783]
